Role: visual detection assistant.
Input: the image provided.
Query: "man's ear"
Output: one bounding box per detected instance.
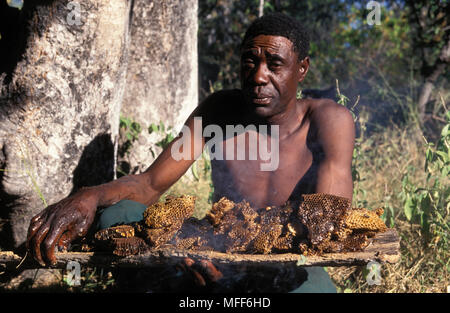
[298,57,309,82]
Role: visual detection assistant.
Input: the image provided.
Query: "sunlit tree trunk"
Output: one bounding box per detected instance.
[119,0,198,175]
[0,0,132,248]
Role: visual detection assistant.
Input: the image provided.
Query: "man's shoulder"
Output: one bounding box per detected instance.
[305,98,354,130]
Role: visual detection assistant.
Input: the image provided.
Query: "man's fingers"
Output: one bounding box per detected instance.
[178,258,208,286]
[183,257,195,267]
[182,258,223,286]
[42,223,68,265]
[199,260,223,282]
[189,268,207,286]
[29,222,51,266]
[26,212,47,249]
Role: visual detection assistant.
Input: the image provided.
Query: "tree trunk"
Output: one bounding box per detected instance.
[119,0,198,175]
[417,35,450,123]
[258,0,264,17]
[0,0,133,248]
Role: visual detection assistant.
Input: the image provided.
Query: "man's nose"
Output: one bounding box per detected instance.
[253,63,269,85]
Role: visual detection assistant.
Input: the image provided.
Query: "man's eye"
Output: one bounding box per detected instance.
[269,63,281,71]
[242,60,255,68]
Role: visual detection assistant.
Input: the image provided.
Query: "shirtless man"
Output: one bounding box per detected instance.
[26,13,355,292]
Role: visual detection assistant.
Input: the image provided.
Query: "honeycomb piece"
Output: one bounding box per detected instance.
[237,201,259,222]
[175,237,200,250]
[143,195,195,229]
[173,217,214,250]
[345,208,387,231]
[298,193,351,250]
[259,205,293,226]
[297,193,388,255]
[94,225,135,241]
[109,237,149,256]
[141,221,183,247]
[272,231,295,251]
[252,224,283,254]
[206,197,235,226]
[224,219,261,253]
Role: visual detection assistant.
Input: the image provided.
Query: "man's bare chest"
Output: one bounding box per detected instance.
[210,130,314,207]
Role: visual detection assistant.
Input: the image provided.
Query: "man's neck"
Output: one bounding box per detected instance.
[266,98,307,140]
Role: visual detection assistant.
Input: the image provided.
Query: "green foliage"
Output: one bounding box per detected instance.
[400,109,449,250]
[148,122,176,158]
[118,116,142,158]
[336,80,367,207]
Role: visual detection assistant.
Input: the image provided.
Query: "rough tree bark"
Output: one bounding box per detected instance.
[0,0,199,250]
[417,36,450,122]
[119,0,198,175]
[0,0,133,248]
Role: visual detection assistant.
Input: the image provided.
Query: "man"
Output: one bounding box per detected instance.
[26,13,355,292]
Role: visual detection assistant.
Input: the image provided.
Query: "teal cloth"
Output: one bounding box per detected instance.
[97,199,147,230]
[290,267,337,293]
[97,200,337,293]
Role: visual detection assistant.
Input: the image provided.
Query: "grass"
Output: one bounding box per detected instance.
[328,119,449,293]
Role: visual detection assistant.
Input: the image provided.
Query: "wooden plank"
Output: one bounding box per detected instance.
[0,229,400,269]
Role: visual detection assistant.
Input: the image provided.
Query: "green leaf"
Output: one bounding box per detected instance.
[404,196,414,221]
[149,123,158,134]
[191,163,199,181]
[435,151,448,163]
[440,124,449,138]
[131,122,142,133]
[420,193,431,214]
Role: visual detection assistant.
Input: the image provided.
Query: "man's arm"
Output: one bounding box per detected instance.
[312,100,355,200]
[27,103,208,266]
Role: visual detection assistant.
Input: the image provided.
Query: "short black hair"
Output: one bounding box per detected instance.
[241,12,310,61]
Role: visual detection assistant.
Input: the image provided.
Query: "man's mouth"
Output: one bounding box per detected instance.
[247,93,272,105]
[252,97,272,105]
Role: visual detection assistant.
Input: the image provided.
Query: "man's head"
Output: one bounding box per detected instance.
[241,12,310,61]
[240,13,310,118]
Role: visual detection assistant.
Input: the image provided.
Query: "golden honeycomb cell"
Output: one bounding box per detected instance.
[345,208,387,231]
[94,225,135,241]
[143,195,196,229]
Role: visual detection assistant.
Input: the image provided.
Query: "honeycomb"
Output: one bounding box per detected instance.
[252,224,283,254]
[173,217,213,250]
[206,197,235,226]
[93,193,388,257]
[94,225,135,241]
[109,237,149,257]
[345,208,387,231]
[94,225,149,256]
[298,193,388,254]
[298,193,350,248]
[143,195,196,229]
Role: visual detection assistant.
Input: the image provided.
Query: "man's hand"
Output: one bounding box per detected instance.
[176,258,224,287]
[26,191,98,266]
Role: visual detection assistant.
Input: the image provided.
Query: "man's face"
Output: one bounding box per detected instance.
[240,35,308,118]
